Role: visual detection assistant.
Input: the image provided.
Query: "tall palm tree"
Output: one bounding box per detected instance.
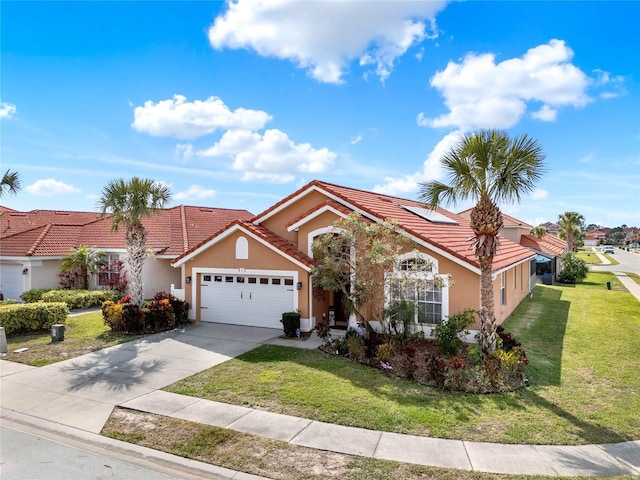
[97,178,172,307]
[558,211,585,252]
[530,226,548,238]
[60,245,105,290]
[419,129,545,353]
[0,169,21,198]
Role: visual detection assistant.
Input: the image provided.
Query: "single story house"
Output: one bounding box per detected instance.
[172,180,537,337]
[0,205,253,301]
[458,209,568,283]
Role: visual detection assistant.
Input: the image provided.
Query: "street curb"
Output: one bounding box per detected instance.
[0,408,270,480]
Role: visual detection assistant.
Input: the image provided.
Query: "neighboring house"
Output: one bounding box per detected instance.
[172,180,537,337]
[0,205,253,301]
[540,221,560,236]
[458,210,568,283]
[585,229,608,245]
[583,235,599,247]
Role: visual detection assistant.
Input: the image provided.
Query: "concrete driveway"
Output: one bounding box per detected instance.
[0,322,282,433]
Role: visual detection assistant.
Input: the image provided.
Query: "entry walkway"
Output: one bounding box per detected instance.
[1,322,639,478]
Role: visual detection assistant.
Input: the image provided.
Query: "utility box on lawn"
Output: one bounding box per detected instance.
[51,324,65,342]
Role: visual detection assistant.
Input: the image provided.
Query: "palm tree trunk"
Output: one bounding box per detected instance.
[125,223,147,307]
[478,255,497,353]
[470,196,503,353]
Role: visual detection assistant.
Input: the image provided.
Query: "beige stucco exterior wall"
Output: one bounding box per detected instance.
[493,261,532,325]
[259,190,331,242]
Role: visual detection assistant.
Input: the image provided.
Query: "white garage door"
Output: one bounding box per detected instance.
[0,264,25,302]
[200,273,295,328]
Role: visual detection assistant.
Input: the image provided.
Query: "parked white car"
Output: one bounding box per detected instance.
[603,246,614,254]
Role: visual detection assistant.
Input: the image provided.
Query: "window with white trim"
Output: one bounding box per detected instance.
[500,272,506,306]
[98,254,121,286]
[386,252,445,325]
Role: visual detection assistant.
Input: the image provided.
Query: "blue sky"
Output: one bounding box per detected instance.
[2,1,638,228]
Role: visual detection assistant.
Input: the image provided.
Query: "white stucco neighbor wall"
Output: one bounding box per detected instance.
[141,257,181,300]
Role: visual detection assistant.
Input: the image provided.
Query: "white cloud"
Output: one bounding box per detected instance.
[373,130,462,195]
[208,0,448,84]
[25,179,81,196]
[530,188,549,200]
[350,135,363,145]
[419,39,592,132]
[199,128,336,183]
[132,95,272,139]
[174,184,217,201]
[0,102,17,119]
[175,143,194,160]
[531,105,557,122]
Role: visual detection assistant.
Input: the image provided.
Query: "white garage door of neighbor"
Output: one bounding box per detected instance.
[0,264,25,302]
[200,273,295,328]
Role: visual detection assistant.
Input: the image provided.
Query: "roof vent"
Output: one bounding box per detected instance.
[401,205,458,225]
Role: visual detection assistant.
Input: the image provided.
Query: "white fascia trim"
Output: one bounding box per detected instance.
[174,223,311,272]
[254,184,379,225]
[254,183,478,275]
[491,255,535,280]
[287,204,347,232]
[307,226,345,257]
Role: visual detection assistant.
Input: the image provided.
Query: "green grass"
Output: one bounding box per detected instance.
[103,407,635,480]
[626,272,640,286]
[2,311,138,366]
[167,271,640,445]
[576,251,603,264]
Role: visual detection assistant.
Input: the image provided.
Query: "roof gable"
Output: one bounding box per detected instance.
[172,219,315,270]
[254,180,534,274]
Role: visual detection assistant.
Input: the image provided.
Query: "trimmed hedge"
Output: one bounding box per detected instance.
[0,302,69,335]
[41,289,121,309]
[20,288,57,303]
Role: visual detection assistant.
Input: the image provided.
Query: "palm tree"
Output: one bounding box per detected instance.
[419,129,545,353]
[558,211,585,252]
[0,169,21,198]
[60,245,105,290]
[97,178,172,307]
[530,226,548,238]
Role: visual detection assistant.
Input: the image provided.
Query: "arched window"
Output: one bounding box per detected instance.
[235,236,249,259]
[386,252,447,325]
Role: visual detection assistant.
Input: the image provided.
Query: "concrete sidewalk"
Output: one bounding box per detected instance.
[2,322,639,477]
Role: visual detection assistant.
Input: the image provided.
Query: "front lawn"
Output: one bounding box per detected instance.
[2,311,138,366]
[167,271,640,445]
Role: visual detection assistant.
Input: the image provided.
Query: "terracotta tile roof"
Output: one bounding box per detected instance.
[0,205,253,258]
[520,233,568,257]
[286,199,357,229]
[237,220,315,268]
[255,180,534,273]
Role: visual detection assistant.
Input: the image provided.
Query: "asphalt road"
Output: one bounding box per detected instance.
[590,247,640,275]
[0,426,186,480]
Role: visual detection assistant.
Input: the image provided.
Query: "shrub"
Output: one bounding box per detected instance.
[557,253,589,284]
[496,325,521,351]
[102,301,124,331]
[0,302,69,335]
[42,289,120,309]
[20,288,56,303]
[102,300,145,334]
[345,334,367,361]
[376,342,396,363]
[144,298,176,332]
[482,347,528,392]
[152,292,189,324]
[281,311,301,337]
[431,309,474,356]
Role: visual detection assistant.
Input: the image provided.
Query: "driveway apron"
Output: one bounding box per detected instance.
[0,323,282,433]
